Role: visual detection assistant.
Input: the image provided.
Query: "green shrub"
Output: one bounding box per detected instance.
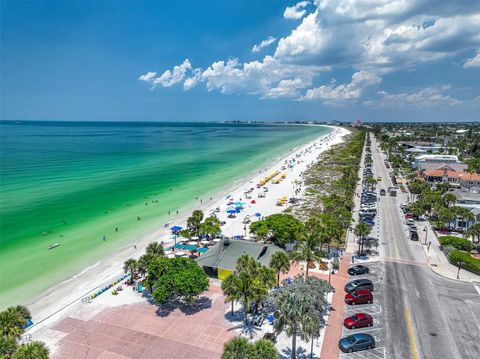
[439,236,473,251]
[448,250,480,275]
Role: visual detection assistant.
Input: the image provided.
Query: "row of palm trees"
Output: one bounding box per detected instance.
[0,305,49,359]
[123,241,165,285]
[221,251,334,359]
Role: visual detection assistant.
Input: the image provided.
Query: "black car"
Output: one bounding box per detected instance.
[345,279,374,293]
[339,333,376,353]
[348,265,370,276]
[410,231,419,241]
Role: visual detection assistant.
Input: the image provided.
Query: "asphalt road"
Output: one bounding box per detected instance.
[369,137,480,359]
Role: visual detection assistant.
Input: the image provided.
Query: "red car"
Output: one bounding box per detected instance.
[343,313,374,329]
[345,290,373,305]
[405,213,413,219]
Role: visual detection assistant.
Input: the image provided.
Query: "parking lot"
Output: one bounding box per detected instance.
[339,261,386,359]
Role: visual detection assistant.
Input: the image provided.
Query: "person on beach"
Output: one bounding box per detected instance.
[176,210,178,215]
[115,227,118,232]
[134,243,137,249]
[137,216,141,221]
[168,211,171,216]
[103,235,106,241]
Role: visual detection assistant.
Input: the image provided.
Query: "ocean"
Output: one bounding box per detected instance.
[0,121,330,307]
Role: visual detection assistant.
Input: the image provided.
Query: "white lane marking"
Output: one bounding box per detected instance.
[474,284,480,296]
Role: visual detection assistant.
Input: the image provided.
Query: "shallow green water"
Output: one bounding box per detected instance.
[0,121,330,307]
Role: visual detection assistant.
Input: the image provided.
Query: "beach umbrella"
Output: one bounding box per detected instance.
[255,212,261,217]
[197,247,208,254]
[170,226,183,246]
[213,238,221,242]
[187,241,198,246]
[227,209,236,214]
[200,240,210,245]
[191,236,199,240]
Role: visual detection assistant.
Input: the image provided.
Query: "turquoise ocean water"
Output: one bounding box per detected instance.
[0,121,330,307]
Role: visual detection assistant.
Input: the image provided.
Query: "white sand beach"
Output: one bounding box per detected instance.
[26,125,350,345]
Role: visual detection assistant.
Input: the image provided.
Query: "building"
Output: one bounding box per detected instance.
[451,190,480,205]
[195,238,284,280]
[418,162,468,172]
[414,154,462,169]
[421,168,480,189]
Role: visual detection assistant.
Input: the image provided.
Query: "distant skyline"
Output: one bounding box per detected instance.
[1,0,480,122]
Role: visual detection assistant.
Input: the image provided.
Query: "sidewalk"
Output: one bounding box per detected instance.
[416,220,480,283]
[319,253,351,359]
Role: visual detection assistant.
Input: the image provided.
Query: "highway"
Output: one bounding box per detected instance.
[370,136,480,359]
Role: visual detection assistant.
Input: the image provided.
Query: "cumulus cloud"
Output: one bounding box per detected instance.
[303,71,381,103]
[464,51,480,68]
[252,36,277,53]
[284,1,310,20]
[139,0,480,104]
[138,71,156,82]
[363,85,463,108]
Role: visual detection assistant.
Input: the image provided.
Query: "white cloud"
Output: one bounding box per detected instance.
[262,78,306,99]
[138,71,156,82]
[464,51,480,68]
[284,1,310,20]
[143,59,192,88]
[363,85,463,108]
[303,70,381,103]
[139,0,480,104]
[252,36,277,53]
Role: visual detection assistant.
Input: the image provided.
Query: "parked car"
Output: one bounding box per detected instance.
[345,290,373,305]
[345,279,374,293]
[343,313,374,329]
[359,208,377,215]
[348,265,370,276]
[410,231,419,241]
[380,189,386,196]
[339,333,376,353]
[405,213,413,219]
[361,218,375,226]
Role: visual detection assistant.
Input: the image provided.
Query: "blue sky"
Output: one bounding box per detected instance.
[1,0,479,122]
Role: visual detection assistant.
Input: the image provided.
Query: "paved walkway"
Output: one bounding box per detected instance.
[319,254,351,359]
[416,219,480,283]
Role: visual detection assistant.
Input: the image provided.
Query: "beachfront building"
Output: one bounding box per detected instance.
[196,238,284,280]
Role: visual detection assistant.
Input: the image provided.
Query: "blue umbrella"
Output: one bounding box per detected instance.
[255,213,261,217]
[171,226,183,246]
[227,209,236,214]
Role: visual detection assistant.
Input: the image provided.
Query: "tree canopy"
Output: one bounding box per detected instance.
[147,257,209,304]
[249,213,305,246]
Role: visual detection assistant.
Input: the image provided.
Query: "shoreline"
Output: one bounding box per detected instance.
[26,125,349,340]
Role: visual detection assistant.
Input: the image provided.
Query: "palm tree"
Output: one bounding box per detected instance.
[0,307,26,339]
[187,210,204,237]
[253,338,278,359]
[466,222,480,243]
[354,222,372,256]
[301,315,321,359]
[145,241,164,256]
[0,334,18,357]
[123,258,137,282]
[274,291,308,359]
[137,253,155,277]
[221,274,238,316]
[222,337,255,359]
[12,341,49,359]
[13,305,31,321]
[291,237,322,277]
[235,272,257,325]
[269,251,290,286]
